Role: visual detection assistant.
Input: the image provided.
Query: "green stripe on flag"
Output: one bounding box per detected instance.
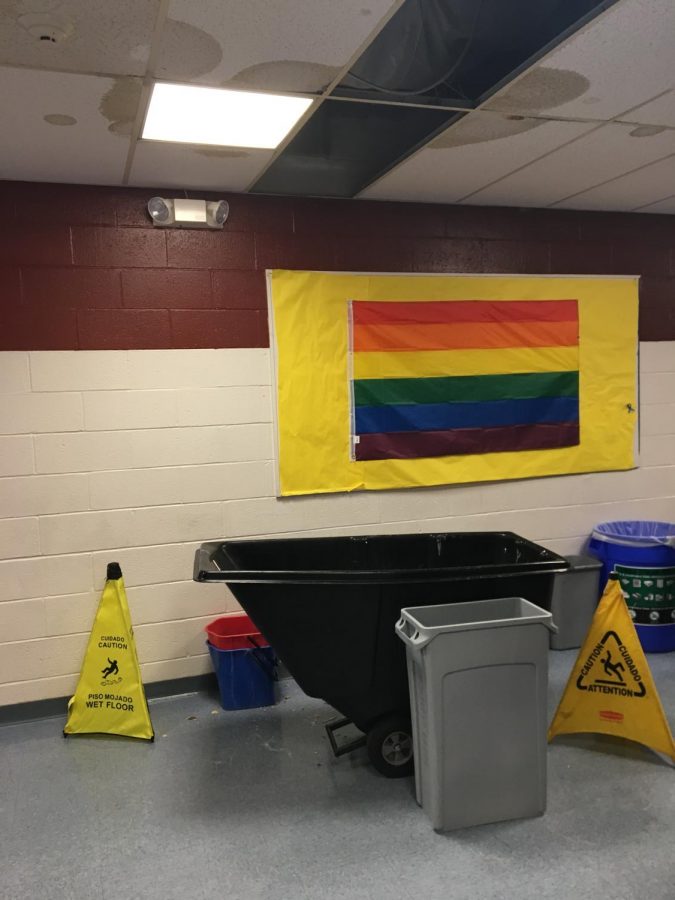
[353,370,579,407]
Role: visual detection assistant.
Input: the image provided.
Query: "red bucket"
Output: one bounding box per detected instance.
[205,613,269,651]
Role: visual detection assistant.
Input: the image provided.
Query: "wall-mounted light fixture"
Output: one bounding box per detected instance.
[146,197,230,229]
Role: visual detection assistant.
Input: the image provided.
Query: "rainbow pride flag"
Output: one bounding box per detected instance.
[349,299,580,462]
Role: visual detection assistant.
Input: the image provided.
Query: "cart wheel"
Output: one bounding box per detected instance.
[366,715,414,778]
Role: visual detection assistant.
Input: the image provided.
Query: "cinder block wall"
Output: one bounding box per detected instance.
[1,181,674,706]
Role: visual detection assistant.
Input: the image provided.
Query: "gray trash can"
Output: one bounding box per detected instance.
[396,597,555,832]
[549,554,603,650]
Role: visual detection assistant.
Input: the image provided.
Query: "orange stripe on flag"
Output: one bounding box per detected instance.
[353,320,579,352]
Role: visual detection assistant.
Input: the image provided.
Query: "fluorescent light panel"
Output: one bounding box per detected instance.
[142,83,313,149]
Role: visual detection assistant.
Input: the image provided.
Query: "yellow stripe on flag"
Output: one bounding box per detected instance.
[353,345,580,380]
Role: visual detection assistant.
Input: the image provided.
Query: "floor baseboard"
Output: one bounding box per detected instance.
[1,665,293,727]
[0,673,219,726]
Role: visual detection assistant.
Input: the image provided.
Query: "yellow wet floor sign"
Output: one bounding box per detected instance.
[549,578,675,761]
[64,563,154,740]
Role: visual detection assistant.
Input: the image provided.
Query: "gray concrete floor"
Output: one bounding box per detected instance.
[2,650,675,900]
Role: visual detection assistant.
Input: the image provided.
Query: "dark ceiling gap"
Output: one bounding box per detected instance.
[251,0,622,199]
[252,100,463,199]
[339,0,621,110]
[242,0,409,194]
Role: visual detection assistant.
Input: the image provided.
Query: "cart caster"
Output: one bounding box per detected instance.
[366,715,414,778]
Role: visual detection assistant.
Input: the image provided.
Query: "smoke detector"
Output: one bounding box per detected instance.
[18,13,74,44]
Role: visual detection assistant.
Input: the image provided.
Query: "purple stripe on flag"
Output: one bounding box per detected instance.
[355,422,580,461]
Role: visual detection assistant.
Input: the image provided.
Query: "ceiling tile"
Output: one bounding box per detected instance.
[0,1,159,76]
[360,112,596,203]
[157,0,398,92]
[620,90,675,128]
[0,68,131,185]
[128,142,275,192]
[554,154,675,211]
[464,122,675,208]
[635,195,675,214]
[484,0,675,121]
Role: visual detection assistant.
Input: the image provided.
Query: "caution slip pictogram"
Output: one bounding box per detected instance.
[548,578,675,761]
[64,562,154,741]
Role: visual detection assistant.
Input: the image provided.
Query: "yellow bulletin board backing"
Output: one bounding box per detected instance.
[267,271,639,497]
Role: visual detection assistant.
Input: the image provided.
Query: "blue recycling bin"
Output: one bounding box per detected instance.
[207,642,277,710]
[589,520,675,653]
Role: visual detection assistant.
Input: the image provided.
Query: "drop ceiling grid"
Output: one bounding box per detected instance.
[0,0,406,192]
[128,0,406,192]
[1,0,675,211]
[618,90,675,129]
[481,0,675,122]
[360,115,599,204]
[361,0,675,209]
[239,0,407,192]
[553,153,675,211]
[462,123,675,208]
[638,194,675,214]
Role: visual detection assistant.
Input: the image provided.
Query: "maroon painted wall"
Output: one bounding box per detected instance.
[0,180,673,349]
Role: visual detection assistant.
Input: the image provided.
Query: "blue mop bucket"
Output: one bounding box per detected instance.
[207,638,277,710]
[589,520,675,652]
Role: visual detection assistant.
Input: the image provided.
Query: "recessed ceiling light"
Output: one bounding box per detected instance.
[142,83,313,149]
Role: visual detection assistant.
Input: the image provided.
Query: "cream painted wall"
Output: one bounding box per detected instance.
[1,344,674,706]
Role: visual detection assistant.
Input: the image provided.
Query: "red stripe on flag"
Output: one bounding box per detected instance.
[352,300,578,326]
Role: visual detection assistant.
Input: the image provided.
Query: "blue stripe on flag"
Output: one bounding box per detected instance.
[354,396,579,435]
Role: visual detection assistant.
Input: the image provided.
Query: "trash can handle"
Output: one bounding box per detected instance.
[395,616,432,650]
[247,636,278,682]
